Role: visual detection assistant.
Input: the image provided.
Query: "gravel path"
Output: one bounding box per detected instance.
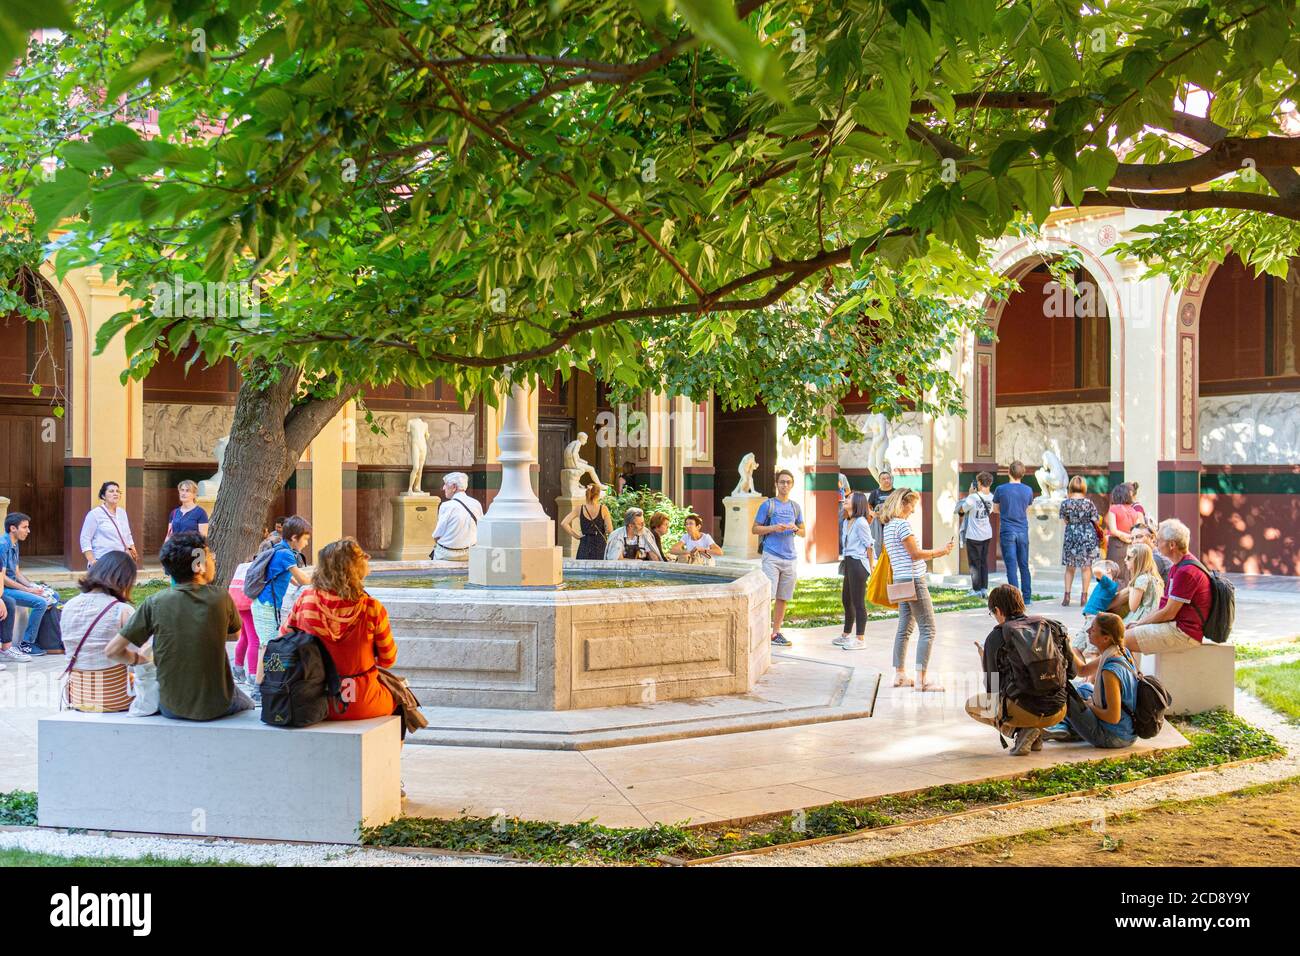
[0,829,521,866]
[709,690,1300,867]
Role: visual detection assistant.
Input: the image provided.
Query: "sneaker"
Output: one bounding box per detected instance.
[1031,735,1043,752]
[232,664,247,683]
[1040,725,1082,743]
[248,683,262,704]
[840,638,867,650]
[1009,727,1042,756]
[0,646,32,662]
[0,662,6,671]
[831,635,850,647]
[19,643,45,657]
[771,634,793,647]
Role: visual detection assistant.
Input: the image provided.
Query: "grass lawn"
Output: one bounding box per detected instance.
[782,578,1020,628]
[0,848,247,866]
[54,579,170,606]
[1236,658,1300,722]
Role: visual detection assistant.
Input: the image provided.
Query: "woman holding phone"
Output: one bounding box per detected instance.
[878,488,955,691]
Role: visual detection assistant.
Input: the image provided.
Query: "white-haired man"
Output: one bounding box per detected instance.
[1123,518,1212,657]
[430,472,483,562]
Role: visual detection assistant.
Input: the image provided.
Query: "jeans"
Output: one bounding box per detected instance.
[892,578,938,670]
[4,588,49,646]
[999,529,1031,599]
[0,594,14,645]
[966,538,990,592]
[161,686,255,721]
[1064,683,1134,749]
[841,556,870,636]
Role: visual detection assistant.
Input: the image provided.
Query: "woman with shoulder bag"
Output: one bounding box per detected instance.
[61,552,138,712]
[834,492,876,651]
[879,488,955,691]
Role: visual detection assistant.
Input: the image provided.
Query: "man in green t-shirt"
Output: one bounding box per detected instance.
[106,531,252,721]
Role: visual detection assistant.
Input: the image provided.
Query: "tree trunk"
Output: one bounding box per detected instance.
[208,363,359,588]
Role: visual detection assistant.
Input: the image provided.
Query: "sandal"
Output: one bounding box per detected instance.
[893,674,915,688]
[915,682,946,693]
[1061,595,1071,606]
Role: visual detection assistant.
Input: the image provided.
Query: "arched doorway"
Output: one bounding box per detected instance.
[0,272,69,555]
[1195,253,1300,573]
[712,396,776,529]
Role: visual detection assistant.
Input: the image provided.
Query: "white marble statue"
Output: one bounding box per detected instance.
[197,435,229,498]
[864,413,891,480]
[731,452,760,497]
[406,417,430,494]
[1034,450,1070,502]
[561,431,603,498]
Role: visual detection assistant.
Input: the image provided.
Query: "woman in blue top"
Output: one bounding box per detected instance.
[164,480,210,541]
[835,493,875,651]
[249,515,313,702]
[1057,611,1138,748]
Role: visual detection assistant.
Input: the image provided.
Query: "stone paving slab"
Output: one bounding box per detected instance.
[407,653,881,749]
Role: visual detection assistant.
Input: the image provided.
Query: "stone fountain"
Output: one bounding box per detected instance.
[369,382,772,710]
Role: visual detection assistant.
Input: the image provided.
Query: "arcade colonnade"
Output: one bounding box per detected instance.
[10,205,1298,574]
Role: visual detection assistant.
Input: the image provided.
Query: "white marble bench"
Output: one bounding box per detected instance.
[38,710,402,844]
[1150,642,1236,715]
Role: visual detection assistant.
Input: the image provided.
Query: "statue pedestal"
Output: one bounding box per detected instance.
[197,495,217,523]
[387,494,440,561]
[469,517,563,586]
[555,495,585,558]
[1028,499,1065,574]
[723,495,767,559]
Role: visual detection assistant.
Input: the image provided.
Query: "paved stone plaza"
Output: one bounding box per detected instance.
[9,576,1292,833]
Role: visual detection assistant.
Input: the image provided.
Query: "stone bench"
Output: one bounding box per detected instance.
[1149,641,1236,715]
[38,710,402,844]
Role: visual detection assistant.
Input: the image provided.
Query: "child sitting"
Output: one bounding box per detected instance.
[1074,560,1121,658]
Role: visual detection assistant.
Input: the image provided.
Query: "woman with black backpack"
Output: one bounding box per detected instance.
[1042,612,1138,749]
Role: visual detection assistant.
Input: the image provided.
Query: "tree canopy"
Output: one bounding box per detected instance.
[9,0,1300,439]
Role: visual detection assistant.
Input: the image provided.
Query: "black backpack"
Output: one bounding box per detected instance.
[1174,556,1235,643]
[998,616,1068,711]
[259,630,343,728]
[1107,651,1173,739]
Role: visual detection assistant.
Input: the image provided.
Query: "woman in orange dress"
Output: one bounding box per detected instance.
[281,538,397,720]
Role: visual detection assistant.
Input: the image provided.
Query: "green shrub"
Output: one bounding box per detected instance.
[603,487,696,551]
[0,790,37,826]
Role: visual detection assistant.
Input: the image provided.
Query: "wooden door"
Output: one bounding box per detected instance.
[538,419,574,521]
[0,410,65,555]
[712,401,777,523]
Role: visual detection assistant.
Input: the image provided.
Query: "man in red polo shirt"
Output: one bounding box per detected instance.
[1124,518,1211,657]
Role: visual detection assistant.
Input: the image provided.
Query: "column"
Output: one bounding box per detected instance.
[683,396,716,534]
[803,414,840,564]
[309,407,345,550]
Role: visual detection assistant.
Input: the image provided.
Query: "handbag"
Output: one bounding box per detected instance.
[866,547,896,609]
[377,667,427,739]
[886,578,918,602]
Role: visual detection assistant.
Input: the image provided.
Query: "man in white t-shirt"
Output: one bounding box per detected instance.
[430,472,483,561]
[959,471,995,597]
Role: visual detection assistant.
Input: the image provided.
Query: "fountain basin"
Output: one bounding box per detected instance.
[368,560,772,710]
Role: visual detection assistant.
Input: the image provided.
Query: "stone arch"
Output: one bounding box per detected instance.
[39,264,91,458]
[972,234,1125,468]
[1165,262,1218,462]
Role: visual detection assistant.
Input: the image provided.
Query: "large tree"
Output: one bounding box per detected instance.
[11,0,1300,578]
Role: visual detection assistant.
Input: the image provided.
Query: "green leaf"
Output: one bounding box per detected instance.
[106,43,176,100]
[1010,166,1056,224]
[31,168,91,236]
[675,0,788,104]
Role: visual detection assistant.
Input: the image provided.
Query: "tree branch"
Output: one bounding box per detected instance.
[1079,188,1300,220]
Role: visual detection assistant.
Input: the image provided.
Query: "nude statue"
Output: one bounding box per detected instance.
[406,417,430,494]
[864,413,890,480]
[561,431,603,498]
[197,435,229,498]
[1034,449,1070,502]
[731,452,760,497]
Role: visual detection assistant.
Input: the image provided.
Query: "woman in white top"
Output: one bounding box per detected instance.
[1122,542,1165,627]
[958,471,995,597]
[63,551,138,712]
[79,481,138,566]
[879,488,955,691]
[670,514,723,566]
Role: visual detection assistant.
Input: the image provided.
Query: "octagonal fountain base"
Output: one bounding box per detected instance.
[368,561,772,710]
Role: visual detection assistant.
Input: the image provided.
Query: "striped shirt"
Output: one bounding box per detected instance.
[881,519,925,578]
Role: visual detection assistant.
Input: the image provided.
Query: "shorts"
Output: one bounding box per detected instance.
[1126,620,1201,654]
[762,555,797,602]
